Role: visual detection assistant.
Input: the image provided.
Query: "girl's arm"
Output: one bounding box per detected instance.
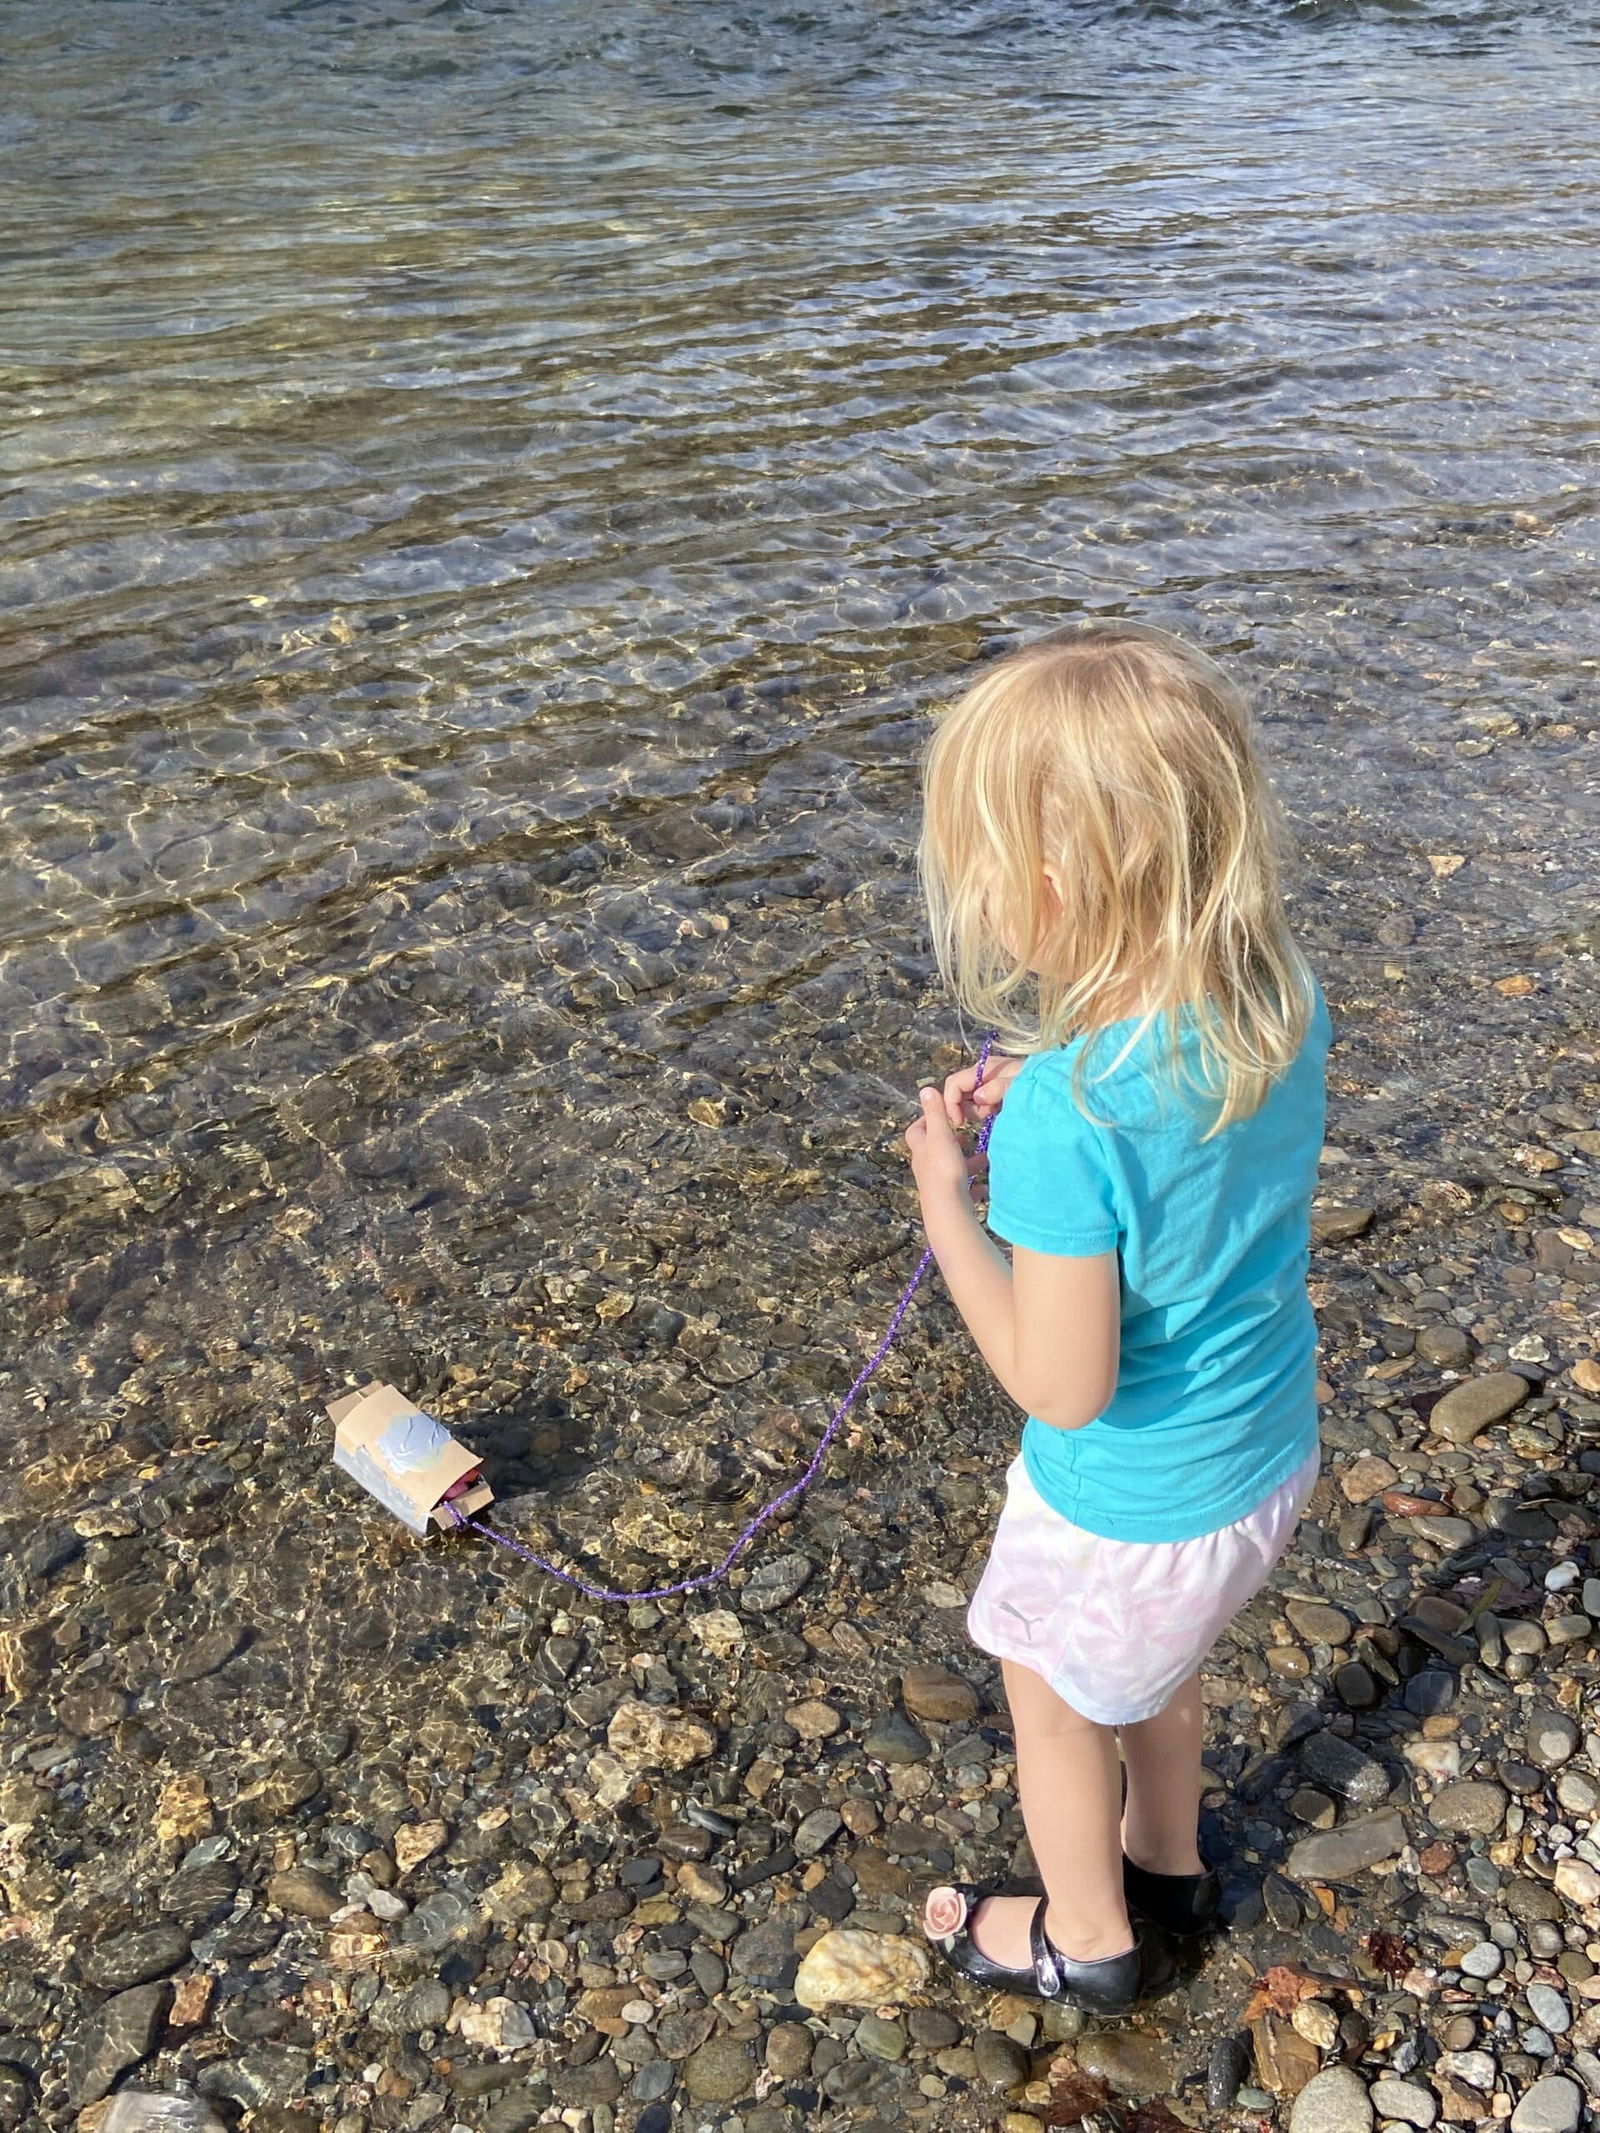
[905,1088,1119,1430]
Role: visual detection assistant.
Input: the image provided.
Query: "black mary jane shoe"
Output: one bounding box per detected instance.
[1122,1854,1222,1938]
[923,1885,1176,2015]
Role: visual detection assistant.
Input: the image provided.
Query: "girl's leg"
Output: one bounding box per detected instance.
[1119,1667,1206,1876]
[924,1657,1132,1965]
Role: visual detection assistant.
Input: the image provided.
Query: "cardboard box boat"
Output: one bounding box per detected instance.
[328,1380,494,1536]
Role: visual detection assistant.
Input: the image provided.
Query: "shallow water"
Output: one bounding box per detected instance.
[2,0,1598,1520]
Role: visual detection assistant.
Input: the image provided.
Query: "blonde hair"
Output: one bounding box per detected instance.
[916,620,1315,1135]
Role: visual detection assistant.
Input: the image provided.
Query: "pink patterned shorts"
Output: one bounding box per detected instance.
[966,1448,1320,1725]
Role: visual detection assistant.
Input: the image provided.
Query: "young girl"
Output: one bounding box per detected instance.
[902,621,1329,2016]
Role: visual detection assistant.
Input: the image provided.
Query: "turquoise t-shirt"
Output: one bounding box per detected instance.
[984,984,1330,1543]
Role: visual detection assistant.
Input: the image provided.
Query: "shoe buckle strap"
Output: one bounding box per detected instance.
[1028,1898,1063,1998]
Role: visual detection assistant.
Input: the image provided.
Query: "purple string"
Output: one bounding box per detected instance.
[443,1034,1000,1604]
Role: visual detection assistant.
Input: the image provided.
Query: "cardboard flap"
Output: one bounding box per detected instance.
[327,1381,490,1535]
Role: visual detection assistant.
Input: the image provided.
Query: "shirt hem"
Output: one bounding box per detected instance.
[989,1215,1119,1256]
[1019,1423,1320,1543]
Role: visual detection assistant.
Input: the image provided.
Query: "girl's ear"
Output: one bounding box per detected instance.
[1041,863,1064,912]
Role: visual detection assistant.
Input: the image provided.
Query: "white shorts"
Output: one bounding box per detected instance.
[965,1448,1320,1725]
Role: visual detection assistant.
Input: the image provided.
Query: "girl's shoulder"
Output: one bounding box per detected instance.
[1006,1024,1157,1135]
[1017,985,1328,1139]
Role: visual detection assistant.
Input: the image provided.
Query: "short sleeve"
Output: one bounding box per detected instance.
[984,1058,1121,1256]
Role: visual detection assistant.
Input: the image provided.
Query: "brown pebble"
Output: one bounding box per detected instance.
[1342,1454,1399,1503]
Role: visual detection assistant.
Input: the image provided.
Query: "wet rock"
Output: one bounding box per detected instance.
[794,1806,843,1859]
[100,2098,227,2132]
[739,1551,813,1613]
[1337,1506,1374,1554]
[1289,2065,1374,2133]
[155,1773,214,1854]
[765,2023,813,2079]
[80,1924,191,1990]
[908,2009,962,2048]
[1405,1738,1462,1786]
[900,1664,980,1724]
[793,1928,932,2009]
[482,1859,555,1925]
[1291,1998,1341,2052]
[168,1625,246,1685]
[199,2045,311,2110]
[1525,1709,1579,1768]
[1409,1514,1475,1549]
[1252,2012,1320,2098]
[1417,1325,1474,1369]
[1438,2048,1497,2093]
[1556,1766,1599,1814]
[57,1683,128,1736]
[1287,1600,1353,1646]
[1370,2077,1437,2127]
[1287,1807,1408,1881]
[655,2008,717,2060]
[630,2060,675,2106]
[1504,1620,1549,1656]
[1208,2034,1251,2111]
[1265,1872,1307,1928]
[1509,2075,1582,2133]
[1427,1779,1507,1835]
[1461,1941,1502,1979]
[482,2088,554,2133]
[1342,1455,1399,1503]
[458,1998,538,2051]
[1506,1877,1567,1924]
[1554,1859,1600,1906]
[683,2037,755,2103]
[256,1759,322,1818]
[607,1700,717,1770]
[1334,1661,1380,1708]
[0,2069,25,2133]
[1074,2030,1171,2097]
[168,1974,216,2033]
[1499,1758,1545,1795]
[856,2014,907,2062]
[266,1866,341,1921]
[974,2030,1030,2089]
[1525,1983,1570,2035]
[863,1710,930,1763]
[1403,1669,1457,1716]
[1430,1372,1530,1445]
[1301,1730,1391,1807]
[730,1913,798,1988]
[158,1859,239,1928]
[1546,1610,1593,1644]
[1312,1205,1375,1243]
[551,2057,623,2107]
[0,1623,51,1701]
[392,1820,448,1874]
[401,1888,478,1953]
[67,1984,171,2106]
[785,1698,842,1740]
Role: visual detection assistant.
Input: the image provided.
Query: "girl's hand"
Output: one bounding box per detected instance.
[941,1050,1024,1131]
[904,1087,987,1206]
